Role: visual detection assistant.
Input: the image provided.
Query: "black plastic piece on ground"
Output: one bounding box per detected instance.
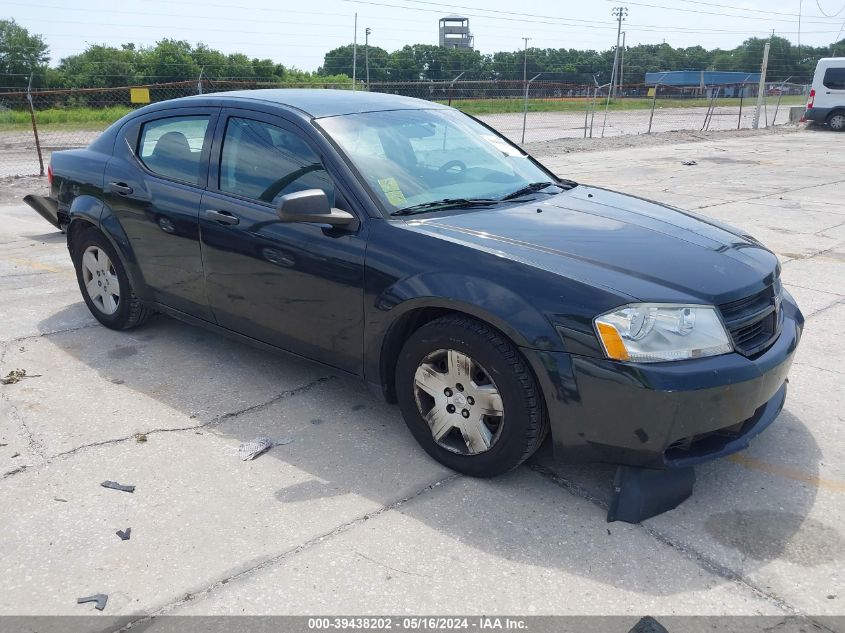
[628,616,670,633]
[101,480,135,493]
[607,465,695,523]
[116,528,131,541]
[77,594,108,611]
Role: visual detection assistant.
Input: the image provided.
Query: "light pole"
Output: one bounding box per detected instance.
[365,27,371,90]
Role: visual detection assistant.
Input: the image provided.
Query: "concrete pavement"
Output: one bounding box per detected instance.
[0,127,843,629]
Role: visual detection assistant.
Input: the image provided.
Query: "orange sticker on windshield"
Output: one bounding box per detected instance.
[378,177,408,207]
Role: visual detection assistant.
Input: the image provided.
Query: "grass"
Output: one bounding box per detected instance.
[0,106,134,132]
[0,94,807,132]
[443,95,807,115]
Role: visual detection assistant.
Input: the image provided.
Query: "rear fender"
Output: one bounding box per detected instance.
[67,196,150,300]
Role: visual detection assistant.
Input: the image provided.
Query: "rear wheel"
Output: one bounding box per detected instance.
[828,111,845,131]
[73,228,152,330]
[396,315,548,477]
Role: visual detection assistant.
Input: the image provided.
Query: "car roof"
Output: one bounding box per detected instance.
[179,89,452,118]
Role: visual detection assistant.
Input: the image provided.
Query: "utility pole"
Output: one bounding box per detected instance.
[522,37,530,88]
[365,27,371,89]
[797,0,802,60]
[619,31,626,97]
[610,6,627,98]
[352,13,358,91]
[753,42,770,129]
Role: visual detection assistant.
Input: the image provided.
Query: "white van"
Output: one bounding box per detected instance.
[804,57,845,131]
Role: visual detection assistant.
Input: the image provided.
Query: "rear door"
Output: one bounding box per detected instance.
[198,108,367,373]
[105,108,218,320]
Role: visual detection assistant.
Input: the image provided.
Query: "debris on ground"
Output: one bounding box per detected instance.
[11,453,20,458]
[116,528,131,541]
[100,480,135,493]
[134,433,148,443]
[77,594,108,611]
[238,437,293,461]
[1,369,41,385]
[53,497,68,503]
[681,160,698,166]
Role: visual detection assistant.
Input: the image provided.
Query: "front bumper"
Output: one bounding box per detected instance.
[524,294,803,469]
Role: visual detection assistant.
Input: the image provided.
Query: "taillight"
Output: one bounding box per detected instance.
[807,88,815,109]
[47,163,53,185]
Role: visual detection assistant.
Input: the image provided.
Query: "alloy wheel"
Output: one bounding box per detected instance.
[413,348,504,455]
[81,245,121,315]
[829,113,845,131]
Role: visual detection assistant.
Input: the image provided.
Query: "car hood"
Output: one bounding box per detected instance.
[401,185,780,305]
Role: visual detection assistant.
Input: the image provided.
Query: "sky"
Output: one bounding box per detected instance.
[7,0,845,71]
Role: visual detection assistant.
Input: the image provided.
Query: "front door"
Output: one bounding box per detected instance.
[105,109,218,320]
[199,110,366,373]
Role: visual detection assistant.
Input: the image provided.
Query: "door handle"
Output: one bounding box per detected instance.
[203,209,240,226]
[108,182,133,196]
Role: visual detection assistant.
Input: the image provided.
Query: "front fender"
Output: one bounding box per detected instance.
[364,271,565,398]
[380,272,563,351]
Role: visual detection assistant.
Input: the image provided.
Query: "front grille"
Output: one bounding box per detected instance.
[719,279,782,357]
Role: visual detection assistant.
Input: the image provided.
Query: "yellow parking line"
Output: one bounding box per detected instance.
[2,257,68,275]
[727,454,845,493]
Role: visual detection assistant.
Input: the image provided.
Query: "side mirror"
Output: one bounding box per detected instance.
[276,189,355,227]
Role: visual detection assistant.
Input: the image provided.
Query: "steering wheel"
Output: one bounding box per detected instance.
[258,163,322,202]
[438,160,467,175]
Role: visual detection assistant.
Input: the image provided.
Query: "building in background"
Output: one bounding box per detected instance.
[645,70,761,97]
[439,16,473,49]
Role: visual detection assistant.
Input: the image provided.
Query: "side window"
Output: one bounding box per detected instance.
[219,117,334,205]
[138,116,210,184]
[823,68,845,90]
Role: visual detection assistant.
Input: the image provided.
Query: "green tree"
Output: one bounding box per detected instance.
[57,44,139,88]
[0,19,49,89]
[137,39,199,82]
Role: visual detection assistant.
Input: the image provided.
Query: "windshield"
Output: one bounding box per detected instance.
[318,108,558,215]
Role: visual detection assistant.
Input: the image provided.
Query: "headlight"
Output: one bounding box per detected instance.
[594,304,733,362]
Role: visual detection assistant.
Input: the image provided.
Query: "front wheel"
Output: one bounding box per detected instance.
[396,315,548,477]
[73,228,152,330]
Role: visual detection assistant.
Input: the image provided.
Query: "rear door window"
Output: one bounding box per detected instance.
[218,117,334,205]
[138,116,211,184]
[823,67,845,90]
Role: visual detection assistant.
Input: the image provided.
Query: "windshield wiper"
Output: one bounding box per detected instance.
[390,198,499,217]
[499,181,563,201]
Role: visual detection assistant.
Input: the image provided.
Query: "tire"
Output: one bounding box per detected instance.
[395,315,548,477]
[827,111,845,132]
[73,227,152,330]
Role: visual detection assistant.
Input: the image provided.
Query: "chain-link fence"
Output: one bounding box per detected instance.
[0,78,809,178]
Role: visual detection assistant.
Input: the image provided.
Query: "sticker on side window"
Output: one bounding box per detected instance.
[377,177,408,207]
[481,135,523,157]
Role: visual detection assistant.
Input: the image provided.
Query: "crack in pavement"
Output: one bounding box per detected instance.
[803,296,845,321]
[693,178,845,212]
[0,387,47,476]
[792,361,844,376]
[112,472,462,629]
[527,463,804,618]
[0,375,337,481]
[1,321,99,351]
